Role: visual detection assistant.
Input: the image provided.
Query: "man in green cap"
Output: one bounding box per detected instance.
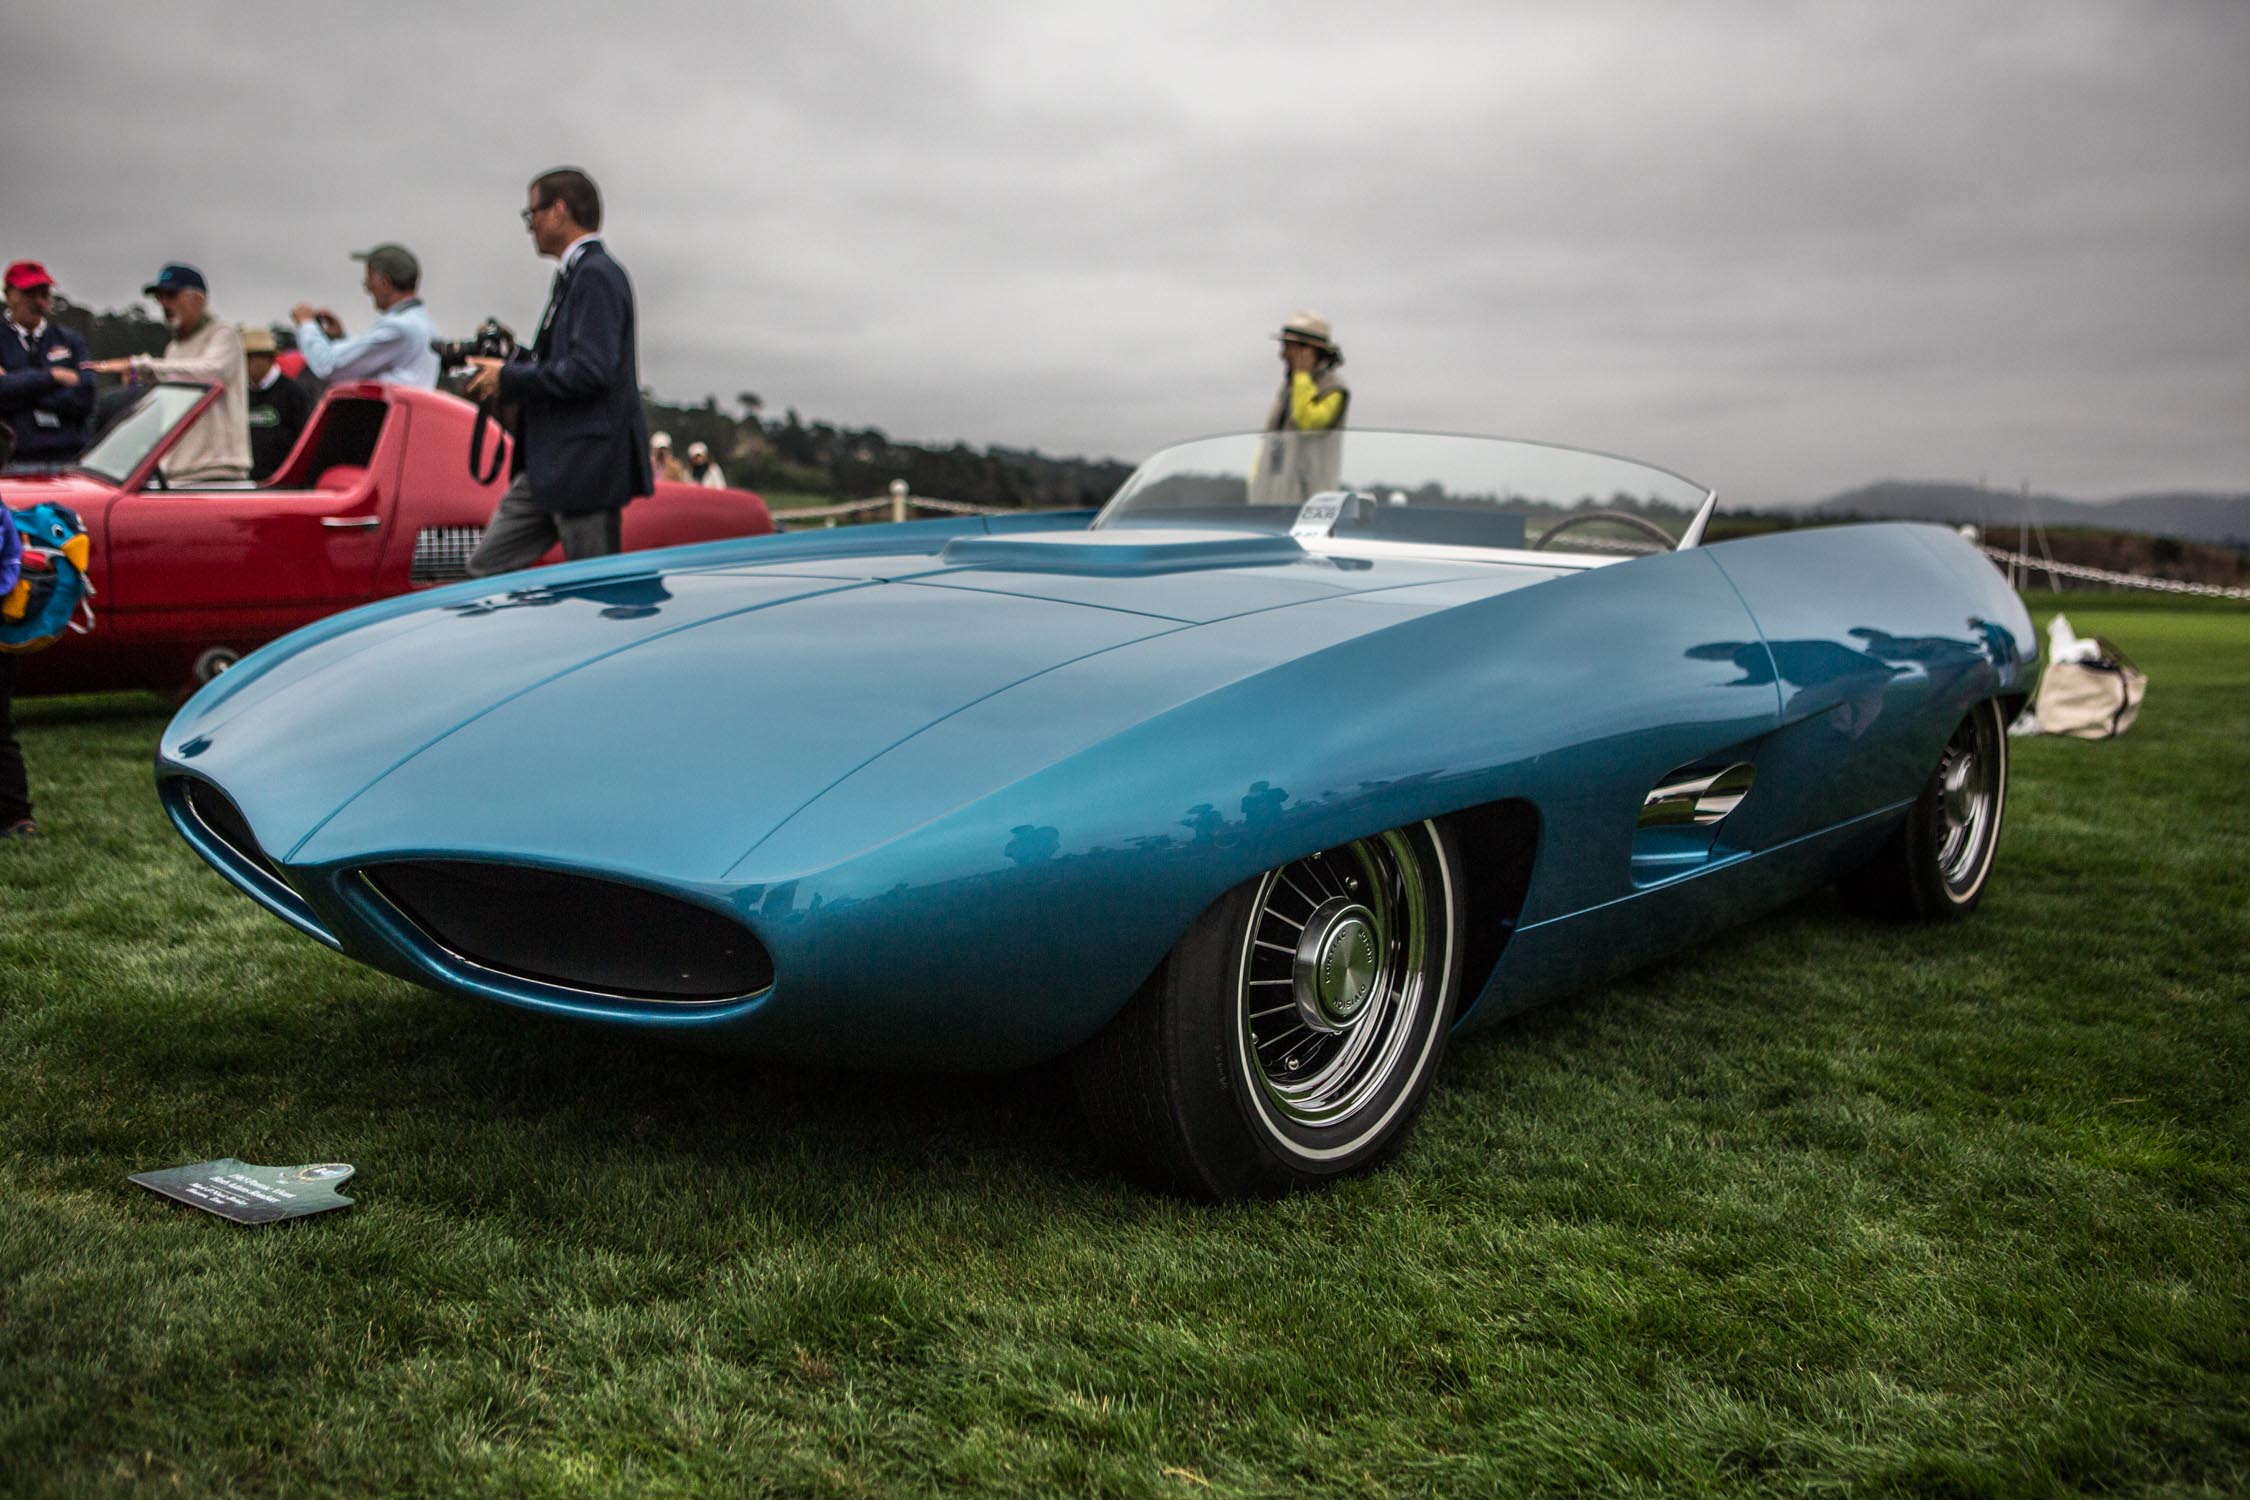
[289,243,438,387]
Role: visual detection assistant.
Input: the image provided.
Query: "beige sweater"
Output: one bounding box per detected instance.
[133,316,251,484]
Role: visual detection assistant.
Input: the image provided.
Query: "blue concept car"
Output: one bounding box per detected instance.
[159,431,2035,1198]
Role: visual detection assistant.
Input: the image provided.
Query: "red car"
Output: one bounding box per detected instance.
[4,380,775,696]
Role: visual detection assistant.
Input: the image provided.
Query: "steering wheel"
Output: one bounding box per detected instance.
[1531,510,1677,551]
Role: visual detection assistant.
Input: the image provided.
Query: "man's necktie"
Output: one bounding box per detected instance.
[533,271,570,349]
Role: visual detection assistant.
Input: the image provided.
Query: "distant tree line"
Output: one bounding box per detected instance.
[637,391,1135,510]
[57,298,1136,512]
[57,298,174,360]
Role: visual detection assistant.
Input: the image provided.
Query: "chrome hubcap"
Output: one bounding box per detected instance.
[1238,831,1433,1128]
[1294,898,1379,1031]
[1933,709,2001,894]
[1943,754,1977,826]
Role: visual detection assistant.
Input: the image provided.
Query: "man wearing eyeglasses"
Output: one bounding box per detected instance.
[460,166,652,574]
[0,262,94,465]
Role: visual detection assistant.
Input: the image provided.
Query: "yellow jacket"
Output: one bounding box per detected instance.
[1281,369,1347,431]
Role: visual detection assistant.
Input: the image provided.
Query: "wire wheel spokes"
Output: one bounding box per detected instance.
[1238,829,1432,1129]
[1932,707,2001,893]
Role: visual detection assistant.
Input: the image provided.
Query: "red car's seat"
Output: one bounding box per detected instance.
[312,464,369,492]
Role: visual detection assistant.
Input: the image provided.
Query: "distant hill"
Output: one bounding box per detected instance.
[1776,481,2250,548]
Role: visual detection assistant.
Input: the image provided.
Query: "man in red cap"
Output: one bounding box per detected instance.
[0,261,94,464]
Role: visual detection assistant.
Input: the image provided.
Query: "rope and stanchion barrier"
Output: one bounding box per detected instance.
[902,496,1013,516]
[772,497,895,525]
[1978,545,2250,601]
[775,482,1012,530]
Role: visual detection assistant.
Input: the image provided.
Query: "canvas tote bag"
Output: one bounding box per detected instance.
[2034,639,2148,739]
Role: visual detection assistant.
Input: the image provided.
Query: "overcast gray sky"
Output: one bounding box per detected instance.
[13,0,2248,503]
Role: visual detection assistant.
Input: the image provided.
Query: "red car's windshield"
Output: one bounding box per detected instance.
[75,384,209,485]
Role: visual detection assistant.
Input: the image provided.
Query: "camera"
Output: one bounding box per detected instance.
[432,318,520,483]
[431,317,517,370]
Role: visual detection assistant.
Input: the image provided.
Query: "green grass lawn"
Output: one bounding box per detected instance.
[1,593,2244,1498]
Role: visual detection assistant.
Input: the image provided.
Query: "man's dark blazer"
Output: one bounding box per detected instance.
[0,320,95,463]
[497,241,653,516]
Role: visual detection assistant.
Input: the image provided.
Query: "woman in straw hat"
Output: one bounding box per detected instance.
[1249,310,1350,505]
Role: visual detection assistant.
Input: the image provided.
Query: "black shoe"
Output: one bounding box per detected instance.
[0,818,37,839]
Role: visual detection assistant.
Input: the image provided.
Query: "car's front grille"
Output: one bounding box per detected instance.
[182,779,287,887]
[360,861,773,1003]
[166,778,332,943]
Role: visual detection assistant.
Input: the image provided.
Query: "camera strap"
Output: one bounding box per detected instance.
[468,404,505,486]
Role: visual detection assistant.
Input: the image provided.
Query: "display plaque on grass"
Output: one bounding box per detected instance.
[130,1160,355,1225]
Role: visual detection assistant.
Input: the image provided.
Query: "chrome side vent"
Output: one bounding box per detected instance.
[1640,763,1756,829]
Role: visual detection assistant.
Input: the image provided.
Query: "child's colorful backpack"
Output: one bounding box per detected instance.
[1,501,96,654]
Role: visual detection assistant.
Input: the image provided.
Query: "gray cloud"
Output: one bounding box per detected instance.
[11,0,2247,502]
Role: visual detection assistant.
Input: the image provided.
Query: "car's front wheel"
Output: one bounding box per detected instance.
[1072,820,1464,1199]
[1838,699,2009,921]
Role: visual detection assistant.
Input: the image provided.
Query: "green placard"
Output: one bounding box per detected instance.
[130,1159,355,1225]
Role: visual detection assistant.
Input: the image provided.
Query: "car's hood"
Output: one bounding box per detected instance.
[163,529,1557,881]
[2,472,116,507]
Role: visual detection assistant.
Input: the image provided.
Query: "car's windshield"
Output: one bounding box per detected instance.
[75,383,208,484]
[1093,430,1714,554]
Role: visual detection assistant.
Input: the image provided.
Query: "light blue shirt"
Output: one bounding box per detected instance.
[295,296,439,387]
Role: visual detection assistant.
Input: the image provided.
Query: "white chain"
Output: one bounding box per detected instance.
[1981,545,2250,600]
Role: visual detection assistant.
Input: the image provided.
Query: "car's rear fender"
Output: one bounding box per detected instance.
[1695,522,2035,852]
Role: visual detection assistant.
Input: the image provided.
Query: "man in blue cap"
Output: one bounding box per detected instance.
[87,263,250,485]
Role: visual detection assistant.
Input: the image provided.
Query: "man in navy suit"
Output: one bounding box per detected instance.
[462,167,653,576]
[0,262,94,465]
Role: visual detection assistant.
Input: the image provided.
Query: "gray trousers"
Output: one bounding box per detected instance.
[465,475,624,578]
